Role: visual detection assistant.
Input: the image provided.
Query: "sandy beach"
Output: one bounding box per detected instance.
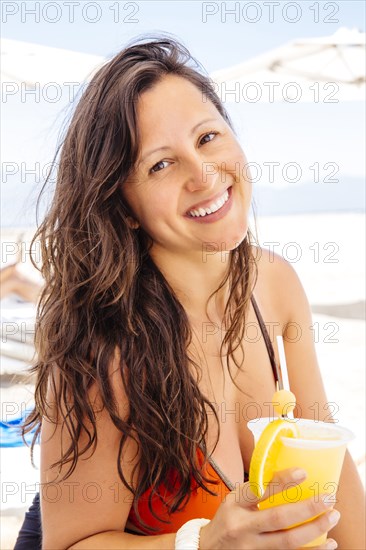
[1,213,365,548]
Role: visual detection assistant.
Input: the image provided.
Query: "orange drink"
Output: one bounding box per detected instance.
[248,418,354,547]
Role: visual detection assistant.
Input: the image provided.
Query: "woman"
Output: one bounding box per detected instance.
[16,36,364,549]
[0,235,42,303]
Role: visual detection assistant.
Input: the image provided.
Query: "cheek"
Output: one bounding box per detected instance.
[122,185,164,219]
[223,146,250,186]
[139,194,170,228]
[223,144,252,204]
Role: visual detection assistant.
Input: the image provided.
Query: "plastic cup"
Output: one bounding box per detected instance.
[248,417,354,547]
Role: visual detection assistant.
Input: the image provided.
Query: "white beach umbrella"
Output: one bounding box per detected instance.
[0,38,106,86]
[0,41,106,363]
[210,27,365,103]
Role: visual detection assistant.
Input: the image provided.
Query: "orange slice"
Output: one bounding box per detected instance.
[249,418,299,498]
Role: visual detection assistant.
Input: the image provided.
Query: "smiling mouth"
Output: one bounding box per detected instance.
[186,186,232,218]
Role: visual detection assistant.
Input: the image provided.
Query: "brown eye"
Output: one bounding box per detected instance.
[199,132,217,146]
[149,160,169,174]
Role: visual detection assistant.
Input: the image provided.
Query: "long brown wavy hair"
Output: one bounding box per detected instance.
[22,34,258,532]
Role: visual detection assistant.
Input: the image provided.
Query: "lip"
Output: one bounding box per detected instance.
[184,186,231,216]
[185,186,233,224]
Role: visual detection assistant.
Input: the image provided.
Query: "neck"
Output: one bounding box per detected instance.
[149,245,232,323]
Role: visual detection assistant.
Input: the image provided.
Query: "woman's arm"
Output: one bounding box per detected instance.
[41,352,141,550]
[67,531,176,549]
[266,251,365,549]
[329,450,366,549]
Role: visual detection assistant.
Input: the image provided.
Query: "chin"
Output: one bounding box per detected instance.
[221,228,249,252]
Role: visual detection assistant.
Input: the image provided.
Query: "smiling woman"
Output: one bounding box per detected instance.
[122,72,252,279]
[15,35,365,550]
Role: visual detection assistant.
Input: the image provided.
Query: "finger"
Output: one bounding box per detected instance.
[227,480,262,508]
[254,495,336,533]
[262,509,341,549]
[230,467,307,509]
[259,467,307,502]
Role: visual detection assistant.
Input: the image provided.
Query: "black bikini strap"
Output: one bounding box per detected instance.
[250,295,280,385]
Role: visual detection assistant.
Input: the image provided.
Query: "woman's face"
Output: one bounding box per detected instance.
[122,74,252,259]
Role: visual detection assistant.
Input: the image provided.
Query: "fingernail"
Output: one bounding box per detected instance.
[328,510,341,525]
[291,468,306,480]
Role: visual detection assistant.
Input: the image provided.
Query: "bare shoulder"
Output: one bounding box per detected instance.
[253,244,302,279]
[251,245,311,326]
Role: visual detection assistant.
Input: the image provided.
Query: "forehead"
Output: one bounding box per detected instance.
[136,75,221,138]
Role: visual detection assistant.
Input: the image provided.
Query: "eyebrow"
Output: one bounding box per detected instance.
[139,117,218,166]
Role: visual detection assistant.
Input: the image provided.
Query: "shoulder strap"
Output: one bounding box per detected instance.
[250,295,280,385]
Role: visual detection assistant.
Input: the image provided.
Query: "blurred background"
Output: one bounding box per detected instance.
[1,1,365,547]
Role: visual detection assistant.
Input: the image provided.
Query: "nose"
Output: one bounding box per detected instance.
[183,151,220,193]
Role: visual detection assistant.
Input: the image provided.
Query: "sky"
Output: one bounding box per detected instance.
[1,0,365,226]
[2,1,364,65]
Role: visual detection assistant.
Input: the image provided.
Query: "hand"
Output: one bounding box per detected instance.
[199,468,340,549]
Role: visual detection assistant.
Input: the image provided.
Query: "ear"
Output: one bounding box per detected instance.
[126,216,140,229]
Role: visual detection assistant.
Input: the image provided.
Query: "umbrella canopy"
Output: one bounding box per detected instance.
[0,38,106,86]
[210,27,365,102]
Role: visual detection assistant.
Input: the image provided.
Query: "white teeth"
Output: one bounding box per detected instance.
[188,189,229,218]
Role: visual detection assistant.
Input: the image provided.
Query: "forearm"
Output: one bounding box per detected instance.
[329,451,365,549]
[67,530,176,550]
